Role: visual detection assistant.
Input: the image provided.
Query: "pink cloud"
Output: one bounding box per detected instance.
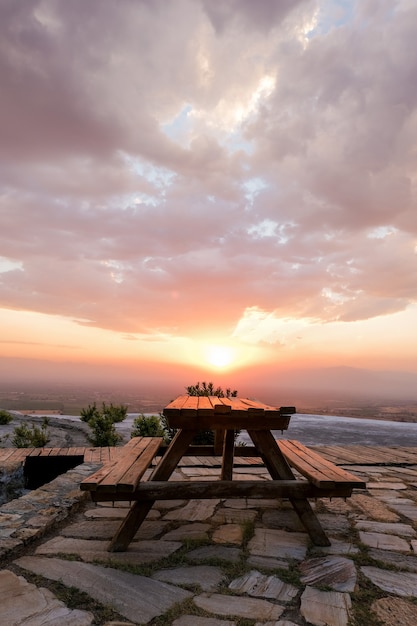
[0,0,416,344]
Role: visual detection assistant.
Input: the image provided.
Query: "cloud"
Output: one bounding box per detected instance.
[1,0,416,344]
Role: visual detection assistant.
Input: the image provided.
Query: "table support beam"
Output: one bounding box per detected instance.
[108,428,199,552]
[247,429,330,546]
[221,429,235,480]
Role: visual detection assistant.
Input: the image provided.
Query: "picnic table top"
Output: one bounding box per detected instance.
[162,395,296,430]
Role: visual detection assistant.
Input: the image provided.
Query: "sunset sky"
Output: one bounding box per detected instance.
[1,1,417,396]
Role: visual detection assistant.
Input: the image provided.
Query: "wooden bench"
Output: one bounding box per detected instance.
[277,439,366,494]
[80,436,163,501]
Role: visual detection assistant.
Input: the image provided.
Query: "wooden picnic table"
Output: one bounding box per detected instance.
[82,395,365,551]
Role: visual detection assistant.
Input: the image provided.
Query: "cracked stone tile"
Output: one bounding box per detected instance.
[61,519,168,540]
[212,523,243,545]
[194,592,285,621]
[15,556,192,624]
[212,507,257,524]
[248,528,308,560]
[161,522,210,541]
[187,545,242,563]
[361,566,417,597]
[262,509,305,532]
[368,548,417,572]
[300,556,357,592]
[247,554,289,570]
[163,499,219,521]
[0,568,93,626]
[229,569,298,601]
[34,536,182,565]
[300,586,352,626]
[355,520,416,538]
[359,531,410,552]
[153,565,224,591]
[309,538,359,556]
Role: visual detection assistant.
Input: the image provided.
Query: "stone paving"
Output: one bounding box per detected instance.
[1,457,417,625]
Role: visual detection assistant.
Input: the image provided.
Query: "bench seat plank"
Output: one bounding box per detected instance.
[278,440,366,489]
[80,437,163,493]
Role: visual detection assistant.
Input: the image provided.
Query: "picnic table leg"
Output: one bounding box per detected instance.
[247,429,330,546]
[214,428,225,455]
[221,429,235,480]
[108,428,199,552]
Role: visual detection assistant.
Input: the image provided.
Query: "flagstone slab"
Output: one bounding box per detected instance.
[367,482,407,490]
[361,566,417,597]
[248,528,308,560]
[212,507,257,524]
[187,545,242,563]
[0,568,93,626]
[212,523,244,545]
[15,556,192,624]
[355,520,416,537]
[61,519,168,540]
[161,522,211,541]
[300,556,357,592]
[387,503,417,522]
[153,565,224,591]
[350,494,400,522]
[229,569,298,601]
[262,509,305,531]
[194,592,285,620]
[84,507,127,520]
[368,548,417,572]
[34,536,182,564]
[173,617,236,626]
[317,514,350,534]
[247,554,289,570]
[359,531,410,552]
[412,540,417,553]
[300,586,351,626]
[319,498,352,515]
[163,499,219,521]
[371,596,417,626]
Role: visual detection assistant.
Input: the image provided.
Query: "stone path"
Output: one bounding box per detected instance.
[1,455,417,625]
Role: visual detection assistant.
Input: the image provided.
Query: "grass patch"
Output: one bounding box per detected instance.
[10,567,123,624]
[241,519,255,547]
[348,571,386,626]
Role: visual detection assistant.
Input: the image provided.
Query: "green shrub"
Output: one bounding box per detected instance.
[131,414,168,441]
[80,402,127,424]
[12,418,50,448]
[80,402,126,446]
[0,409,13,425]
[86,413,122,447]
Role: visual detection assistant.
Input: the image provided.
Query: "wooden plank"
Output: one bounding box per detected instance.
[279,440,366,489]
[94,438,162,492]
[166,412,291,430]
[116,438,163,492]
[195,395,215,415]
[0,449,17,462]
[90,479,354,502]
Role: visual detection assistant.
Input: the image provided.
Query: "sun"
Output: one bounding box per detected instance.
[205,345,235,369]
